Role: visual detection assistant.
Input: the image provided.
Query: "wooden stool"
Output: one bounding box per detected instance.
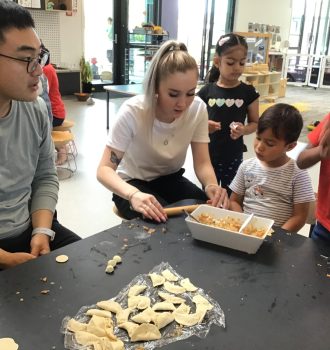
[52,119,75,132]
[51,131,77,179]
[53,120,78,157]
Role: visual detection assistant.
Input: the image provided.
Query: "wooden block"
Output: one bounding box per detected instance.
[264,97,276,103]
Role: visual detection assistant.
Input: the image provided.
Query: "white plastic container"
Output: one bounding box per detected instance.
[185,205,274,254]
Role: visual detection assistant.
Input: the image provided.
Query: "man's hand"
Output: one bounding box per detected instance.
[0,250,36,269]
[30,233,51,256]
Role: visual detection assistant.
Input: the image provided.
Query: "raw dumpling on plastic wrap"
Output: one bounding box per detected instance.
[128,284,147,297]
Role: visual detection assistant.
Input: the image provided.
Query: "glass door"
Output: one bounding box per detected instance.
[83,0,114,82]
[177,0,234,81]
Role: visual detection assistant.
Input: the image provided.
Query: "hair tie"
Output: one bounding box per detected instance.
[169,44,181,51]
[218,37,230,47]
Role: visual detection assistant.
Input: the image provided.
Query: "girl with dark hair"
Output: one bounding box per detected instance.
[198,33,260,194]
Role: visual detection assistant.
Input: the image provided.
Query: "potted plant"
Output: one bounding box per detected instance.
[75,57,93,101]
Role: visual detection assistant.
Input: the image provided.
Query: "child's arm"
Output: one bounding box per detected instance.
[281,202,310,232]
[296,144,321,169]
[229,192,244,212]
[297,118,330,168]
[244,99,259,134]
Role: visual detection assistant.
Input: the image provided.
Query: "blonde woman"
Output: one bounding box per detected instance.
[97,40,228,222]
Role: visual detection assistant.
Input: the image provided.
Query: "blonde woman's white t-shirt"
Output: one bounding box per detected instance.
[107,95,209,181]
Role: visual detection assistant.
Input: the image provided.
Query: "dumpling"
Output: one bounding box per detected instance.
[174,312,202,327]
[67,318,87,332]
[174,305,208,326]
[128,295,150,310]
[130,323,162,342]
[96,300,122,314]
[173,303,191,315]
[161,269,179,282]
[179,278,198,292]
[152,301,176,311]
[163,281,185,294]
[128,284,147,297]
[74,331,100,346]
[153,311,175,329]
[192,294,213,311]
[86,309,112,318]
[116,307,133,324]
[158,292,185,304]
[117,321,139,338]
[131,307,156,324]
[86,315,115,339]
[98,337,124,350]
[149,273,165,287]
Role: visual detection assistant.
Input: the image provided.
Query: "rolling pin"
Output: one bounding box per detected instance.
[164,204,202,217]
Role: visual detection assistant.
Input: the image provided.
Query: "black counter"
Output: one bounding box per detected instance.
[0,216,329,350]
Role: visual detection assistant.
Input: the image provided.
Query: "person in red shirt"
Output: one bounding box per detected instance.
[297,114,330,243]
[43,62,65,127]
[41,46,67,164]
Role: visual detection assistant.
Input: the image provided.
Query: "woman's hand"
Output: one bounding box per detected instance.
[230,122,244,140]
[129,191,167,223]
[205,184,229,209]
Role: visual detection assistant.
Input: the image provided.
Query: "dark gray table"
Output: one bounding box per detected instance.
[0,216,329,350]
[104,84,142,129]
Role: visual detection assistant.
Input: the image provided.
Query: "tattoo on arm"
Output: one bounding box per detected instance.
[110,151,121,166]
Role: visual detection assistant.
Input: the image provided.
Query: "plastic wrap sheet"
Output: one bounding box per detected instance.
[62,262,225,349]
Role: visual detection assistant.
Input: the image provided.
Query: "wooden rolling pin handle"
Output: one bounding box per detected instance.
[164,204,201,216]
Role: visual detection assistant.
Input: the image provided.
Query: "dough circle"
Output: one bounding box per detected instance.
[0,338,19,350]
[56,254,69,263]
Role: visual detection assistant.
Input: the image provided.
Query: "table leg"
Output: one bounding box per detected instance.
[106,90,110,130]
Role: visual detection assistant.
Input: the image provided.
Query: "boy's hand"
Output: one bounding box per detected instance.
[208,120,221,134]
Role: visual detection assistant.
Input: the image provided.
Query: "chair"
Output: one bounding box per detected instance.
[52,120,78,157]
[52,119,75,132]
[51,130,77,179]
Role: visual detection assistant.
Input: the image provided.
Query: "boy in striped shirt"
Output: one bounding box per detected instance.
[229,103,315,232]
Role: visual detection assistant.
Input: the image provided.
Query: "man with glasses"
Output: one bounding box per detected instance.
[0,0,80,269]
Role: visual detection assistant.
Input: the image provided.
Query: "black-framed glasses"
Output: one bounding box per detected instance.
[0,50,49,73]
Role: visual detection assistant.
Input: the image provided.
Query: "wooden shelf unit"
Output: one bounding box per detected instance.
[240,64,282,100]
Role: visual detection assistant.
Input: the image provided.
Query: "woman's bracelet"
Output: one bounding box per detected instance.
[127,189,141,209]
[204,183,218,193]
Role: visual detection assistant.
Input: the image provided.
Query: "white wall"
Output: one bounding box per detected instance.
[58,0,84,69]
[234,0,293,43]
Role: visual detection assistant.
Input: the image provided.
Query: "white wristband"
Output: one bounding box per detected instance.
[32,227,56,241]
